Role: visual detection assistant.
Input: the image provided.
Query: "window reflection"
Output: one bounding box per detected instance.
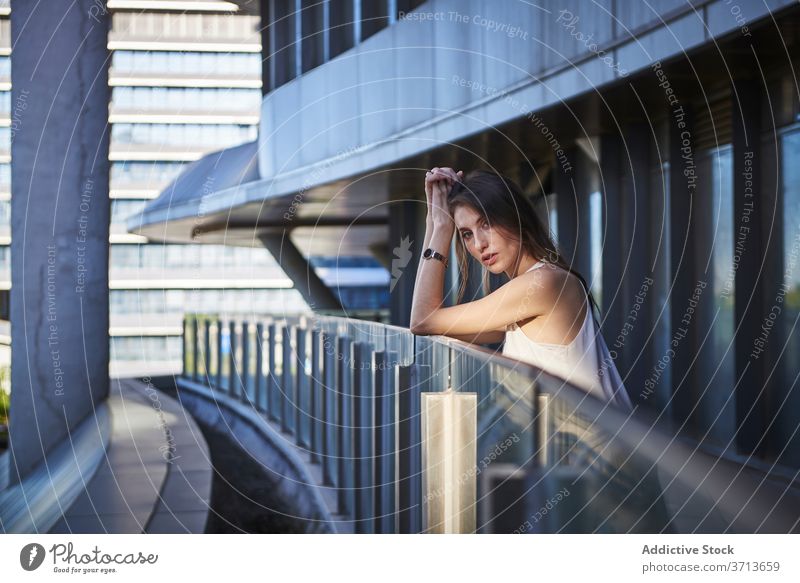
[109,289,310,316]
[695,146,736,445]
[111,336,183,362]
[777,130,800,465]
[111,86,262,112]
[111,50,261,77]
[110,243,282,270]
[111,161,187,186]
[111,123,257,148]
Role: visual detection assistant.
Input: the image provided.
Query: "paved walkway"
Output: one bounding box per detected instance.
[48,378,212,534]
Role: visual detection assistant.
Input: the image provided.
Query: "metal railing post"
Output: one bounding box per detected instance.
[397,363,422,533]
[192,317,199,382]
[228,320,237,397]
[336,336,354,518]
[375,350,396,534]
[267,322,277,421]
[241,321,251,402]
[420,390,477,534]
[309,328,322,464]
[353,342,376,534]
[281,325,294,434]
[182,316,189,378]
[204,318,212,384]
[322,331,337,486]
[255,322,265,412]
[295,326,308,447]
[215,318,224,390]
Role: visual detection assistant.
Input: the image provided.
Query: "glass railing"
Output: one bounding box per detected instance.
[180,313,800,534]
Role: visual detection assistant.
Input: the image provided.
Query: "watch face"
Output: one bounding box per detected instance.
[423,248,432,259]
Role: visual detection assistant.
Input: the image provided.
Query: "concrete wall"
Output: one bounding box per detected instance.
[258,0,792,183]
[8,0,111,481]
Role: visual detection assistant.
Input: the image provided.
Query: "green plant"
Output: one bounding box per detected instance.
[0,369,9,450]
[0,366,9,420]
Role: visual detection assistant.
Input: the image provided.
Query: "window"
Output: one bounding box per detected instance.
[776,129,800,466]
[694,146,736,445]
[111,199,147,224]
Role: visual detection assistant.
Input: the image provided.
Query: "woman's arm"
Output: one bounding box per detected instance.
[410,265,554,336]
[443,330,507,345]
[410,168,459,331]
[409,222,452,331]
[409,168,555,337]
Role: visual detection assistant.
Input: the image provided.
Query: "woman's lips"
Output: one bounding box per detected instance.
[483,253,498,265]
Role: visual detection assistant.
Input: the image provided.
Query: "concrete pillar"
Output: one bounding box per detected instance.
[621,122,654,405]
[573,147,594,281]
[8,0,111,482]
[669,104,698,430]
[259,230,343,311]
[388,198,426,327]
[259,0,273,95]
[553,146,579,268]
[599,133,624,341]
[731,78,765,456]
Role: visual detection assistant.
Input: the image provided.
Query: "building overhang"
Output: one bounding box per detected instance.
[127,139,395,257]
[128,0,800,259]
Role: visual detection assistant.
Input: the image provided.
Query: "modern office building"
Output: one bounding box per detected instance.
[0,0,389,380]
[133,0,800,471]
[1,0,799,535]
[108,2,275,376]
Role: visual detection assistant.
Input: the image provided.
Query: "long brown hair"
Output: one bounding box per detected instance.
[447,169,600,320]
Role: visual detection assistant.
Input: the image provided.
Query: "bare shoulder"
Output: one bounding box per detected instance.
[498,262,569,321]
[546,264,589,310]
[517,263,585,312]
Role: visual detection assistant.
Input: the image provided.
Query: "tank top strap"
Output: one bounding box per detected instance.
[524,259,548,273]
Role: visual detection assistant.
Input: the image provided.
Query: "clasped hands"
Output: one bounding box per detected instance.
[424,166,463,232]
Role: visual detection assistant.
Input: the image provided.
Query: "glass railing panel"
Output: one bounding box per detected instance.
[532,379,683,534]
[383,323,414,366]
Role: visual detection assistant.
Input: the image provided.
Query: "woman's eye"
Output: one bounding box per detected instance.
[462,232,472,240]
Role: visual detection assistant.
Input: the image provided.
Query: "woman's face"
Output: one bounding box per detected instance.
[453,204,523,276]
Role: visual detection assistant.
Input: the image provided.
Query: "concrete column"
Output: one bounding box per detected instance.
[599,133,624,341]
[731,78,765,456]
[8,0,111,482]
[259,230,343,311]
[621,122,654,405]
[259,0,273,95]
[388,198,426,327]
[669,104,697,430]
[553,146,579,268]
[574,146,595,281]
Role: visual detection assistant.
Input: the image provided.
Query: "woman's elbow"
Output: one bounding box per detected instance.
[409,321,431,335]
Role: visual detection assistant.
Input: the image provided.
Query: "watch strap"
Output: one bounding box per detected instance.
[423,248,448,268]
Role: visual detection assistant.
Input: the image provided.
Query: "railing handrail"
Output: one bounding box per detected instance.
[179,312,800,534]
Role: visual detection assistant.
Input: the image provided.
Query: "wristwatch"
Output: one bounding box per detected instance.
[423,247,448,268]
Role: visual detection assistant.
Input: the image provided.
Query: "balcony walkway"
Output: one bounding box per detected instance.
[47,378,212,534]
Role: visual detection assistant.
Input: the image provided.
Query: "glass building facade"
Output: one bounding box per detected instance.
[0,2,391,377]
[106,5,291,375]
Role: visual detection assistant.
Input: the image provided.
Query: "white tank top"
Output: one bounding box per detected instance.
[502,260,633,410]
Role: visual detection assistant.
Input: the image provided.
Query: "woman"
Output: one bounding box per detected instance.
[409,166,632,410]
